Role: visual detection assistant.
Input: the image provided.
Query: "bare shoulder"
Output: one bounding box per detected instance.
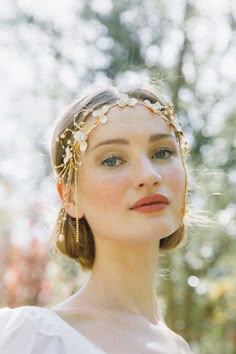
[51,305,192,354]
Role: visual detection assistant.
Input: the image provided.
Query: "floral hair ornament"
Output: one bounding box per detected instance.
[55,94,189,179]
[54,94,190,250]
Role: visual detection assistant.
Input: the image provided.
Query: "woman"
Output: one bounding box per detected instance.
[0,86,192,353]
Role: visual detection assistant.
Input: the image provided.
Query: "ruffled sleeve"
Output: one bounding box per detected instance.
[0,306,68,354]
[0,306,106,354]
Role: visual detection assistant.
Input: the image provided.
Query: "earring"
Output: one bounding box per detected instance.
[54,158,80,255]
[179,136,188,226]
[74,166,80,243]
[56,207,67,242]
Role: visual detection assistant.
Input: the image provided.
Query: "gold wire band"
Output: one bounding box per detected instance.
[54,95,190,183]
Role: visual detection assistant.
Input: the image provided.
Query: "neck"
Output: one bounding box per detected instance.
[77,239,161,324]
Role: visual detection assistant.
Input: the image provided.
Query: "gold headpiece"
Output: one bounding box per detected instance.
[54,94,190,250]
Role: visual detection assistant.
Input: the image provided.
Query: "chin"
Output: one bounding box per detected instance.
[146,220,180,241]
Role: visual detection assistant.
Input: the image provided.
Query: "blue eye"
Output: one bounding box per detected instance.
[102,155,123,167]
[153,148,174,159]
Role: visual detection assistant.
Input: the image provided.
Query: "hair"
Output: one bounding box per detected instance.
[50,85,187,271]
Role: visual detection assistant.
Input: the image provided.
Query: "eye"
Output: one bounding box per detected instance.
[102,155,123,168]
[152,148,175,160]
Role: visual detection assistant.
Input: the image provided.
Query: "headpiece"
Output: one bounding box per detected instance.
[53,94,190,251]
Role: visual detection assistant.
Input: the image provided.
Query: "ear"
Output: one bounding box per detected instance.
[56,180,84,219]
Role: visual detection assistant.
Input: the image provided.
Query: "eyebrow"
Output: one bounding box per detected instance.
[90,133,175,151]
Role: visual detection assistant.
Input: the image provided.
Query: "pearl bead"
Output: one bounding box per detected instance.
[58,234,64,242]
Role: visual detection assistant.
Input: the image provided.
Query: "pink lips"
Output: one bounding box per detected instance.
[130,194,169,213]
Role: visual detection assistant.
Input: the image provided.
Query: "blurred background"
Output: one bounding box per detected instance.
[0,0,236,353]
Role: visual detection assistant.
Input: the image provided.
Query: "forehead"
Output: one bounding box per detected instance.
[84,103,175,146]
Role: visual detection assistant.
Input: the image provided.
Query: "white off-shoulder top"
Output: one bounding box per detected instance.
[0,306,193,354]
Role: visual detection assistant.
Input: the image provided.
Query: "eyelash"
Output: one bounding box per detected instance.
[101,148,176,168]
[152,148,175,160]
[102,155,123,168]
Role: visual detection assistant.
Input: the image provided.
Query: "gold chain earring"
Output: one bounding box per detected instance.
[179,136,188,226]
[54,159,76,254]
[74,166,80,243]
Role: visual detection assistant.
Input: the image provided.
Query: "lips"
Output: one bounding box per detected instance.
[130,194,169,210]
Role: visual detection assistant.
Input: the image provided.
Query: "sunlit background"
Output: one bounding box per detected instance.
[0,0,236,353]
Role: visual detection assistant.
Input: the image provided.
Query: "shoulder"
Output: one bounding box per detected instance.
[0,306,67,354]
[0,306,105,354]
[174,333,193,354]
[0,305,59,332]
[159,322,193,354]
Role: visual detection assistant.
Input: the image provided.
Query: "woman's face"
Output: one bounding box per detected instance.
[76,103,186,243]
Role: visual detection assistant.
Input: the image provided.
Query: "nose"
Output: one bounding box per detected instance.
[131,155,162,189]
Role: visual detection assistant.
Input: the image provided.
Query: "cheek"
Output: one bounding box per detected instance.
[165,162,186,196]
[79,171,128,209]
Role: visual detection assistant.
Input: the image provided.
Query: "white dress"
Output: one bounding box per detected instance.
[0,306,193,354]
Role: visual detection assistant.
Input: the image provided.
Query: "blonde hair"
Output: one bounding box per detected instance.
[51,86,187,271]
